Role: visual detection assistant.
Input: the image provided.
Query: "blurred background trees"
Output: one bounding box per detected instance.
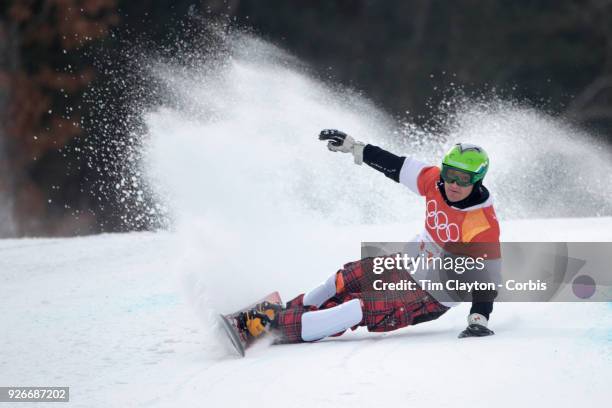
[0,0,118,236]
[1,0,611,237]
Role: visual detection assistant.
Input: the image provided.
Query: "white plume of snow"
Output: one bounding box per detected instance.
[140,32,612,333]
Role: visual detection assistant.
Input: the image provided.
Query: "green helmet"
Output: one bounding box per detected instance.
[441,143,489,186]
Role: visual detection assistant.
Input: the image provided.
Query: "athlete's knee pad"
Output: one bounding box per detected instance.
[300,298,363,341]
[303,272,344,307]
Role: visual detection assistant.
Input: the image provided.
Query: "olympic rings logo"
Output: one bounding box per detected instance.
[426,199,460,242]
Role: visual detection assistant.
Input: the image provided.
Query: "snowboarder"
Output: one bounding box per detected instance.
[232,130,501,348]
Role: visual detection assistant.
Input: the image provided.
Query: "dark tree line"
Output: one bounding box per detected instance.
[1,0,611,236]
[0,0,119,236]
[221,0,612,127]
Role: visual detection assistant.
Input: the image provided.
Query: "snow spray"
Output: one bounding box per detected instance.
[135,28,612,348]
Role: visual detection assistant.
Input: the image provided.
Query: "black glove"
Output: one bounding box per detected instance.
[458,324,495,338]
[318,129,365,164]
[318,129,349,149]
[458,313,495,338]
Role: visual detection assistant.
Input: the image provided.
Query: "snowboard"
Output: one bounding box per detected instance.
[218,291,283,357]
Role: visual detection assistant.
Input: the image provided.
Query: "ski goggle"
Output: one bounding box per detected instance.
[440,165,478,187]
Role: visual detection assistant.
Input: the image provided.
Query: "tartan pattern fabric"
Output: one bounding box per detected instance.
[274,294,316,343]
[275,256,449,343]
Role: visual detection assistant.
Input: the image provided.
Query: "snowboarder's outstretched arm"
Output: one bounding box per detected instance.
[318,129,427,194]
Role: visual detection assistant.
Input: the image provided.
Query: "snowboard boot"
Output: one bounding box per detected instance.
[236,301,283,340]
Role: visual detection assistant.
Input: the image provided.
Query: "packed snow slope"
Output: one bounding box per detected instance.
[1,218,611,408]
[4,30,611,408]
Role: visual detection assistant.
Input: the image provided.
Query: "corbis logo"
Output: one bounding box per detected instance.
[426,200,460,242]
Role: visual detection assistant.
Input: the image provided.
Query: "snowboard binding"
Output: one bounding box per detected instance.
[236,301,283,339]
[218,292,283,357]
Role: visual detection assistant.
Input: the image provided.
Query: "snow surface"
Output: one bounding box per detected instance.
[1,218,611,408]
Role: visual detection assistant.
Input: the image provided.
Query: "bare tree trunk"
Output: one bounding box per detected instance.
[0,18,19,237]
[562,0,612,124]
[412,0,431,48]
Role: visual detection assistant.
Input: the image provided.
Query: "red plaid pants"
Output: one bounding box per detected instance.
[275,256,449,343]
